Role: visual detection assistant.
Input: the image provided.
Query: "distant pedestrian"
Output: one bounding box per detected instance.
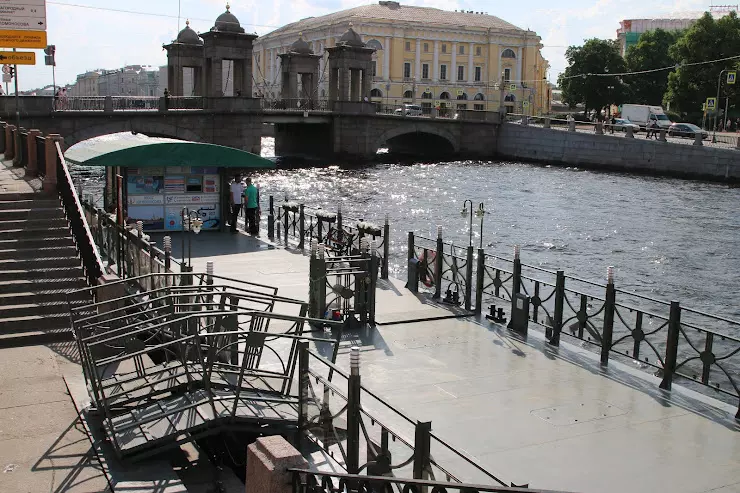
[60,88,68,110]
[610,116,616,134]
[243,178,259,235]
[229,174,244,233]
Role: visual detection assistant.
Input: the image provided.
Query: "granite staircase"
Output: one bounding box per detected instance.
[0,191,92,347]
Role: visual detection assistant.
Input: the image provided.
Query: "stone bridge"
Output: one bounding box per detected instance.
[0,96,500,160]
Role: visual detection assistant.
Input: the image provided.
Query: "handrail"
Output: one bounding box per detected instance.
[57,141,105,286]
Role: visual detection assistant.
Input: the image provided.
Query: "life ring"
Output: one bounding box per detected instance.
[418,250,436,288]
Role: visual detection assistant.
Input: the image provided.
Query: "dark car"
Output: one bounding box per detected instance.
[668,123,708,139]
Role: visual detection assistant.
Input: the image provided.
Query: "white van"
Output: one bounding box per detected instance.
[621,104,672,129]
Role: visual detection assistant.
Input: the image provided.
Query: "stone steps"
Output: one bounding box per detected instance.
[0,245,78,259]
[0,236,75,249]
[0,266,86,282]
[0,207,63,220]
[0,226,70,239]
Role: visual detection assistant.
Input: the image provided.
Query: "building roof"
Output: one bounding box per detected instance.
[213,4,245,33]
[64,135,275,169]
[258,1,525,41]
[176,21,204,45]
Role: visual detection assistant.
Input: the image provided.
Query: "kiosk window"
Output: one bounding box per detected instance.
[186,176,203,192]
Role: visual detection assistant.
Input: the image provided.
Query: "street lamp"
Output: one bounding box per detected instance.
[475,202,486,250]
[181,206,203,272]
[712,69,731,143]
[460,199,473,247]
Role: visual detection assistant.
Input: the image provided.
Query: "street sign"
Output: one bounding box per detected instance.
[0,0,47,31]
[1,64,9,74]
[706,97,717,111]
[2,73,10,83]
[522,101,530,108]
[728,71,737,85]
[456,88,463,96]
[0,29,46,48]
[425,87,431,93]
[510,83,517,91]
[0,51,34,64]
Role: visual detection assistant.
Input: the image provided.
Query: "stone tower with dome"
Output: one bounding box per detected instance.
[326,25,375,102]
[163,20,205,96]
[278,34,322,102]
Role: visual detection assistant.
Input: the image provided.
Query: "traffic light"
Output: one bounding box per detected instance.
[44,45,55,66]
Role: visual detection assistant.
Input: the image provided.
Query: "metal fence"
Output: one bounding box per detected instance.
[407,230,740,419]
[269,196,390,280]
[261,98,331,112]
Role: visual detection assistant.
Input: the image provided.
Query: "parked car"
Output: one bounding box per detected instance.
[611,118,640,132]
[394,104,422,116]
[668,123,708,139]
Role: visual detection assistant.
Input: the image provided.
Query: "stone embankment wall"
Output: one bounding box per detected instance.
[496,124,740,182]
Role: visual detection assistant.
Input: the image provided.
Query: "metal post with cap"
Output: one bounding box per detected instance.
[346,346,361,475]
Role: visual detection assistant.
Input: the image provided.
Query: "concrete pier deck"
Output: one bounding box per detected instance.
[166,230,740,493]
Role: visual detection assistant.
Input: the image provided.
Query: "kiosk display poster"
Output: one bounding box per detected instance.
[127,175,163,195]
[127,205,165,230]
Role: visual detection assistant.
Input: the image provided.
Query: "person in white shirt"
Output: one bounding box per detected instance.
[229,174,245,233]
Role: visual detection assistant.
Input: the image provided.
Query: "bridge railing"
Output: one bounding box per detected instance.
[261,98,331,112]
[407,230,740,420]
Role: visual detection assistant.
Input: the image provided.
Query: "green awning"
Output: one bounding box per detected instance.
[64,136,275,169]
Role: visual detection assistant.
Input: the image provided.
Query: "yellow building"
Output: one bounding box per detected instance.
[253,1,550,115]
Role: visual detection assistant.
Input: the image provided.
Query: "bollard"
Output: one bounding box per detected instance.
[268,195,275,239]
[601,266,616,366]
[568,120,576,132]
[694,132,704,146]
[163,235,172,271]
[43,134,62,193]
[659,301,681,391]
[412,421,432,481]
[433,226,443,299]
[595,122,604,135]
[464,245,473,312]
[625,126,634,139]
[659,128,667,142]
[298,204,305,249]
[382,213,390,279]
[548,270,565,346]
[543,117,551,129]
[346,347,361,475]
[474,248,485,315]
[26,129,41,176]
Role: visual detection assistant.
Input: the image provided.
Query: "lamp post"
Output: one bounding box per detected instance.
[475,202,486,249]
[712,69,730,143]
[180,206,203,272]
[460,199,473,247]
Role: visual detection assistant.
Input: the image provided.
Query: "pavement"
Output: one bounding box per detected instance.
[165,229,740,493]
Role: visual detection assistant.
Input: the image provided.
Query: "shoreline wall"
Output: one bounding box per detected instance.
[496,123,740,182]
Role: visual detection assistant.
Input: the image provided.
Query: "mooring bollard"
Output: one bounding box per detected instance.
[659,129,667,142]
[601,266,616,366]
[543,117,551,129]
[659,301,682,391]
[347,346,361,475]
[568,120,576,132]
[268,195,275,239]
[382,213,390,279]
[694,132,704,146]
[625,126,634,139]
[434,226,443,299]
[595,122,604,135]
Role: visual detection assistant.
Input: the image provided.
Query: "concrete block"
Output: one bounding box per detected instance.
[245,436,308,493]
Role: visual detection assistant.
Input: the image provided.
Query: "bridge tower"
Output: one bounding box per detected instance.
[279,34,321,103]
[200,4,258,97]
[163,20,205,96]
[327,25,375,102]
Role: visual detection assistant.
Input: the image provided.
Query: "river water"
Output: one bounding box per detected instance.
[72,135,740,322]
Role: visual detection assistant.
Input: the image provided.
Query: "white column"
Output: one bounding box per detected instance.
[468,42,475,83]
[433,40,439,81]
[451,42,457,82]
[415,39,421,81]
[516,47,523,85]
[384,36,391,80]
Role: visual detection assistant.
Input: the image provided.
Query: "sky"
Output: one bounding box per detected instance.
[15,0,713,91]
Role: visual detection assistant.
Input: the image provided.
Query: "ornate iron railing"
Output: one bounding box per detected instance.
[261,98,331,112]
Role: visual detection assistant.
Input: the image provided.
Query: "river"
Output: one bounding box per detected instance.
[72,135,740,322]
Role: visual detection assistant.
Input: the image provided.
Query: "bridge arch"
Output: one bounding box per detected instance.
[63,119,206,148]
[372,123,458,156]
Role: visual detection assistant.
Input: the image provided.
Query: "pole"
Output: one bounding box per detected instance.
[13,48,19,131]
[725,96,730,132]
[713,69,727,143]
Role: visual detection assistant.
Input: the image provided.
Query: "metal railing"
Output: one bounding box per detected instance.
[56,142,105,286]
[269,197,390,279]
[261,98,331,112]
[407,231,740,419]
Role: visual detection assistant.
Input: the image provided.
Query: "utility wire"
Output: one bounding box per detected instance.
[559,53,740,80]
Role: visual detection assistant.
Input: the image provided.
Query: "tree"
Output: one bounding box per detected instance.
[558,39,627,118]
[665,11,740,120]
[624,29,681,106]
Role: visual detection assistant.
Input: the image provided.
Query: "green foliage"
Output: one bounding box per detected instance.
[665,12,740,116]
[624,29,681,105]
[558,39,627,115]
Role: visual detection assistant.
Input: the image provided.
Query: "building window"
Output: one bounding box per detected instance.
[440,91,450,99]
[457,92,468,100]
[403,90,413,99]
[476,46,482,56]
[457,103,467,110]
[474,103,484,111]
[502,48,516,59]
[440,65,447,80]
[459,45,465,55]
[404,62,411,78]
[504,68,511,82]
[371,61,377,77]
[422,63,429,79]
[405,41,411,51]
[474,66,481,82]
[474,92,485,101]
[457,65,464,81]
[421,91,433,99]
[423,42,429,53]
[441,44,447,53]
[370,88,383,97]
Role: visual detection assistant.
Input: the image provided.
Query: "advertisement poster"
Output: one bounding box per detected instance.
[165,204,220,231]
[127,175,164,195]
[164,176,185,193]
[128,195,164,205]
[127,205,165,230]
[129,167,164,176]
[165,194,219,205]
[165,206,184,231]
[203,175,219,194]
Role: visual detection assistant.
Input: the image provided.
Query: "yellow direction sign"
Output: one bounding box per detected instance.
[706,97,717,111]
[0,51,35,65]
[728,71,737,85]
[510,83,517,91]
[0,29,47,48]
[522,101,530,108]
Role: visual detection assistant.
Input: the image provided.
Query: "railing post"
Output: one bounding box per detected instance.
[298,204,305,249]
[464,245,473,311]
[26,129,41,177]
[268,195,275,239]
[347,347,361,475]
[3,124,14,160]
[336,203,343,251]
[297,340,309,446]
[163,236,172,271]
[659,301,681,391]
[412,421,432,482]
[308,241,327,320]
[475,248,485,315]
[382,214,390,279]
[433,226,443,299]
[601,266,616,366]
[510,245,521,316]
[43,134,62,193]
[548,270,565,346]
[283,207,289,242]
[369,240,378,325]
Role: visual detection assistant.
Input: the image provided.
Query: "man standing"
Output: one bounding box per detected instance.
[229,174,244,233]
[244,178,259,235]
